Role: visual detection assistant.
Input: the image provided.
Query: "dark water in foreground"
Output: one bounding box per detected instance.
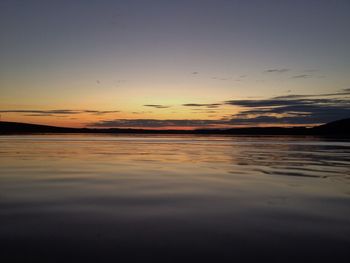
[0,134,349,262]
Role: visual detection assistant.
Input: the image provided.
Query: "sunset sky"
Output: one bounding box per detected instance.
[1,0,349,129]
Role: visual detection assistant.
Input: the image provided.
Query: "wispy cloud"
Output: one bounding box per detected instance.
[143,104,171,109]
[235,75,247,81]
[4,89,349,128]
[0,109,120,116]
[132,111,152,114]
[291,74,311,79]
[226,89,350,124]
[84,110,120,115]
[182,103,222,108]
[303,69,319,73]
[273,89,350,99]
[212,77,230,81]
[263,68,290,73]
[89,88,350,128]
[126,89,350,127]
[90,119,223,128]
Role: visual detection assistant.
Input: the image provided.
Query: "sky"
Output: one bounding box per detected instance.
[0,0,349,129]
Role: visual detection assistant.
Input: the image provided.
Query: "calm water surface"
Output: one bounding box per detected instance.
[1,134,349,262]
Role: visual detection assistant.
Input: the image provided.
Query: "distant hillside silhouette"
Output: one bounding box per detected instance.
[0,122,83,133]
[313,118,350,135]
[0,118,349,136]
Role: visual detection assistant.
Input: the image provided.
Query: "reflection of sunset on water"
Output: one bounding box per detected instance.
[1,134,349,261]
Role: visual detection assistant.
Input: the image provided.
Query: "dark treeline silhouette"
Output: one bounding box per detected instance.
[0,118,349,136]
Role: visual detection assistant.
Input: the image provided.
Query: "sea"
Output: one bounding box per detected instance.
[0,134,349,262]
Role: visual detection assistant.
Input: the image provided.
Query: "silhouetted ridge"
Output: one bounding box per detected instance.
[313,118,350,135]
[1,118,349,136]
[0,121,85,133]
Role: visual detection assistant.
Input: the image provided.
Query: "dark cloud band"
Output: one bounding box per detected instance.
[143,105,171,109]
